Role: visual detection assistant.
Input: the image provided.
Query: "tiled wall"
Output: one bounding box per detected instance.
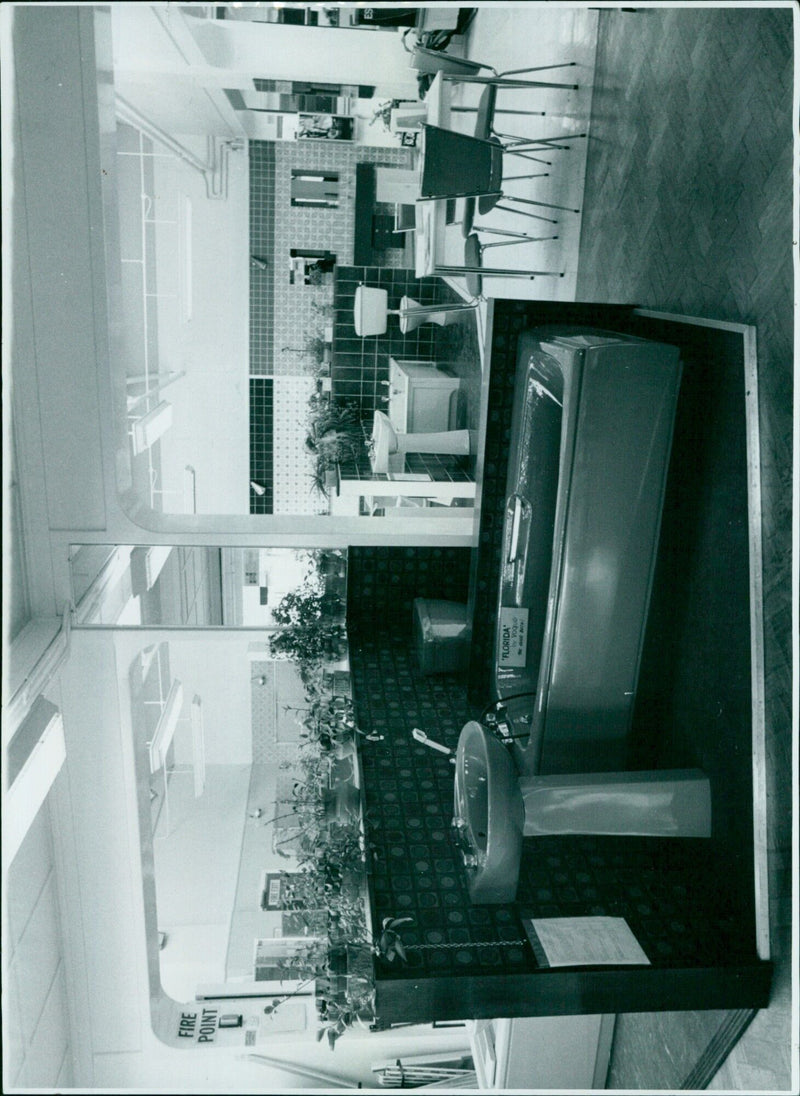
[249,378,274,513]
[349,620,756,988]
[273,377,325,515]
[347,546,473,633]
[347,540,758,1007]
[270,141,413,377]
[249,138,414,506]
[249,143,277,378]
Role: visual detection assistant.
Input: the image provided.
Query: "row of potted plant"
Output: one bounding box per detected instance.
[264,566,407,1047]
[271,685,382,1049]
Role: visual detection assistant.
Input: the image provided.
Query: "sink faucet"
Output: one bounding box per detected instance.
[412,727,455,763]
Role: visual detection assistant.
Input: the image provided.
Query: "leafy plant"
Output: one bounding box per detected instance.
[286,694,382,752]
[369,99,395,132]
[269,581,347,668]
[305,397,366,498]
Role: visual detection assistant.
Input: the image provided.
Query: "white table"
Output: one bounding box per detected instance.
[413,73,451,278]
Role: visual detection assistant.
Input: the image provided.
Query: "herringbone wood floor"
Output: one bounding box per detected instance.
[576,7,794,1091]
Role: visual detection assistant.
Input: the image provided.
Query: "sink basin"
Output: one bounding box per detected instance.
[454,721,524,904]
[371,410,397,474]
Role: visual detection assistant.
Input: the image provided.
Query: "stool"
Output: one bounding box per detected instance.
[413,598,471,675]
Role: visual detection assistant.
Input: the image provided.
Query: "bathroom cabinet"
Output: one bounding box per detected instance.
[388,358,460,434]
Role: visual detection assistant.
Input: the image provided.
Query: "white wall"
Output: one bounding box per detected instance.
[3,798,74,1089]
[112,5,243,140]
[186,16,419,99]
[167,634,252,765]
[153,763,251,1002]
[123,111,250,516]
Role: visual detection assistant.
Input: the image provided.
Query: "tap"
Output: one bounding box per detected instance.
[412,728,455,762]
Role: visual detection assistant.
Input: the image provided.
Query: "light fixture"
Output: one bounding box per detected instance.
[252,674,267,686]
[250,481,266,496]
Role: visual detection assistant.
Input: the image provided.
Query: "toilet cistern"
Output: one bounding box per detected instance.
[454,721,713,905]
[370,410,470,474]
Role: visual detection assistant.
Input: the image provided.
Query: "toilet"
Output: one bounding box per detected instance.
[354,286,390,336]
[397,296,469,333]
[353,285,478,337]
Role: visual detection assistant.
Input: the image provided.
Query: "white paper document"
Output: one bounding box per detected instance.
[525,916,651,967]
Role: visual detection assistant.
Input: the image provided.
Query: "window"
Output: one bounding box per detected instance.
[290,171,339,208]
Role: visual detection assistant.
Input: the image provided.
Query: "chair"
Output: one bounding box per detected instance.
[436,233,565,297]
[410,44,579,90]
[461,86,585,235]
[419,125,580,225]
[474,84,587,158]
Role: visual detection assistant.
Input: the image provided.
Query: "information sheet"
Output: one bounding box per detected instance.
[524,916,651,967]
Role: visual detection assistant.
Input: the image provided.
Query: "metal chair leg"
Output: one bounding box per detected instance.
[476,235,558,250]
[472,226,554,239]
[450,107,546,117]
[442,75,579,90]
[505,149,553,166]
[505,195,581,213]
[435,263,564,278]
[500,133,588,151]
[495,202,559,224]
[501,173,550,182]
[499,63,578,76]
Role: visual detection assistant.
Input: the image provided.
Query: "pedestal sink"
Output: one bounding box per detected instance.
[453,721,712,905]
[370,410,471,475]
[453,720,524,905]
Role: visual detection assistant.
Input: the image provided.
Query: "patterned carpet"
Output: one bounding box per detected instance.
[575,7,794,1090]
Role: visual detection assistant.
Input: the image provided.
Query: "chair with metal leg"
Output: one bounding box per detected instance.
[434,233,564,296]
[419,125,580,226]
[473,84,587,157]
[409,44,579,89]
[459,85,585,236]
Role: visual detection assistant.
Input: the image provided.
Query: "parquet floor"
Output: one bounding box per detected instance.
[574,7,794,1090]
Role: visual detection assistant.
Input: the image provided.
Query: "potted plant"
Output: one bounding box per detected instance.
[304,397,367,499]
[269,580,347,671]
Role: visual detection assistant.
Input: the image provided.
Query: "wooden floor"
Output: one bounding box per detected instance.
[574,7,794,1091]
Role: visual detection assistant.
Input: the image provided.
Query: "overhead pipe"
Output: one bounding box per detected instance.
[115,94,241,199]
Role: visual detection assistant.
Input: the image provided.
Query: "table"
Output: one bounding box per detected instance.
[413,73,451,278]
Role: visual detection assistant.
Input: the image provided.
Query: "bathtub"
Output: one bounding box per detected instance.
[493,328,682,774]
